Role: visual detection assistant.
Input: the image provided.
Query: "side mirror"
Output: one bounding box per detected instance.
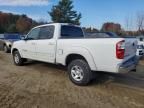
[21,35,26,40]
[21,36,29,41]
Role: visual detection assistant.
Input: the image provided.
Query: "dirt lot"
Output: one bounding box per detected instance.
[0,51,144,108]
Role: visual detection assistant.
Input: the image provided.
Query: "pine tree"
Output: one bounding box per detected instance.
[49,0,81,25]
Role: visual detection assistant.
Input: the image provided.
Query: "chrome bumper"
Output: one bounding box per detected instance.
[118,56,139,73]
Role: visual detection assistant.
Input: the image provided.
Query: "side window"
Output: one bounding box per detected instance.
[27,28,40,40]
[39,26,55,39]
[61,25,84,38]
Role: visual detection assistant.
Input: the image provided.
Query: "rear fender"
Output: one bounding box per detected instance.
[64,47,97,71]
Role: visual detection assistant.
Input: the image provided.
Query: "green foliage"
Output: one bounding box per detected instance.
[0,25,6,33]
[7,24,17,33]
[49,0,82,25]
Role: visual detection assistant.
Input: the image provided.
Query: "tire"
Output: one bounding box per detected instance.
[13,51,24,66]
[3,45,9,53]
[68,59,92,86]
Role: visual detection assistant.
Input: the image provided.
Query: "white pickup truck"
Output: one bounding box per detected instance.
[11,23,138,86]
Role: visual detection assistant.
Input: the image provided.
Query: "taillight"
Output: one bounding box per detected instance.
[116,40,125,59]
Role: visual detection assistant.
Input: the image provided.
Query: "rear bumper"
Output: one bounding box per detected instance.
[118,56,139,73]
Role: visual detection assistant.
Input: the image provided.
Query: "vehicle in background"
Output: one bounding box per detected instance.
[136,36,144,46]
[136,44,144,57]
[0,34,21,53]
[136,36,144,57]
[0,34,4,39]
[12,23,138,86]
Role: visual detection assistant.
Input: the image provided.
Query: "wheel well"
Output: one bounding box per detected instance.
[66,54,87,66]
[3,43,6,47]
[12,48,18,54]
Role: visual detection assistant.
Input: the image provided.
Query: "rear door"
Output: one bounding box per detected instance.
[36,25,56,63]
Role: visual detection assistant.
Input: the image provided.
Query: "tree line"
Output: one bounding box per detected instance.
[0,11,41,34]
[0,0,144,36]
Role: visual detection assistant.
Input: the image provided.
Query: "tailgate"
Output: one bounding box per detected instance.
[124,38,137,60]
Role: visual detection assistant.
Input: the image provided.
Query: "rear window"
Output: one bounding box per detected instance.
[61,25,84,38]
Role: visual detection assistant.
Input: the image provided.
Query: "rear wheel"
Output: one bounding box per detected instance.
[13,51,24,66]
[68,59,92,86]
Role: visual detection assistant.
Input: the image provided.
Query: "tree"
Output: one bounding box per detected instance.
[0,25,6,33]
[83,27,99,33]
[7,24,17,33]
[137,12,144,34]
[16,16,32,33]
[0,11,41,33]
[125,16,133,31]
[49,0,82,25]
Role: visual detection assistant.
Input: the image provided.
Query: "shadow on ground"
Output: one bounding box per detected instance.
[24,60,144,91]
[90,63,144,91]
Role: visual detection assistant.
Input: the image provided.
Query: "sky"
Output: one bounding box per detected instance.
[0,0,144,30]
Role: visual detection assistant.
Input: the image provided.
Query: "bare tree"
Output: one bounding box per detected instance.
[137,12,144,33]
[125,16,130,31]
[125,15,134,31]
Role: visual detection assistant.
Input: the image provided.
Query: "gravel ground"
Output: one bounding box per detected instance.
[0,51,144,108]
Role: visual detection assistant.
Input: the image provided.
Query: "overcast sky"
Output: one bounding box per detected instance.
[0,0,144,30]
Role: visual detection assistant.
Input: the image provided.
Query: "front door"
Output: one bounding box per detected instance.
[21,27,40,59]
[36,25,56,63]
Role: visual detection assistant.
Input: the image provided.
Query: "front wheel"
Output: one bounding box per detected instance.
[68,59,92,86]
[13,51,24,66]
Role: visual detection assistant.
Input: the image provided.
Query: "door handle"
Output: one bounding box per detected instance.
[48,42,54,45]
[23,49,28,52]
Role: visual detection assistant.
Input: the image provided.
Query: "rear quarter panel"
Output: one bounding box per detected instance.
[56,38,124,73]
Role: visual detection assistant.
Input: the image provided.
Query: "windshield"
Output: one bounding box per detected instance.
[4,34,21,40]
